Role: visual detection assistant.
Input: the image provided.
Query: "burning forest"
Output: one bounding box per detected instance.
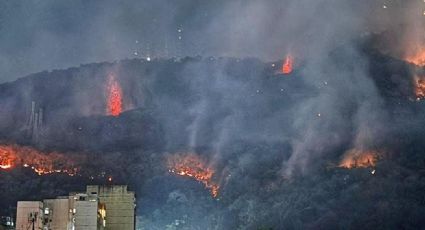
[0,50,424,229]
[0,144,83,176]
[1,1,425,229]
[167,153,220,198]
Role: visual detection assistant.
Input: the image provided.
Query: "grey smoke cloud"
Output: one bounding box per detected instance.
[1,0,423,82]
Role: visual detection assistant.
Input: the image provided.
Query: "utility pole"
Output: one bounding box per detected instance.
[28,212,38,230]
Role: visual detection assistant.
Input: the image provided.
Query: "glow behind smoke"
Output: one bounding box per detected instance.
[406,50,425,66]
[339,149,379,169]
[107,74,123,116]
[282,54,294,74]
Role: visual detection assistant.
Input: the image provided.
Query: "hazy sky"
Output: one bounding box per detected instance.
[0,0,422,82]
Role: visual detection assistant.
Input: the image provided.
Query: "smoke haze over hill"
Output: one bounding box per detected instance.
[0,0,424,82]
[1,0,425,229]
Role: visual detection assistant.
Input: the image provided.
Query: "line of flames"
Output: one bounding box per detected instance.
[0,144,82,176]
[167,153,220,198]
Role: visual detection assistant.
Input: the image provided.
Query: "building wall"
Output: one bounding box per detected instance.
[69,194,99,230]
[86,185,135,230]
[16,201,43,230]
[43,198,69,230]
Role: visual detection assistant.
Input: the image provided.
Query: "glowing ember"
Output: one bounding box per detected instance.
[414,75,425,101]
[107,74,123,116]
[0,144,82,176]
[282,54,294,74]
[167,153,220,198]
[339,149,379,169]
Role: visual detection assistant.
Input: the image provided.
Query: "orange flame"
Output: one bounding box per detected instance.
[339,149,379,169]
[282,54,294,74]
[167,153,219,198]
[0,144,82,176]
[0,146,17,170]
[107,74,123,117]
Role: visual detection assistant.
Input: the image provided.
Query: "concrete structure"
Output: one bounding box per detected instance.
[16,201,43,230]
[17,196,106,230]
[43,197,70,230]
[68,193,104,230]
[86,185,136,230]
[15,185,133,230]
